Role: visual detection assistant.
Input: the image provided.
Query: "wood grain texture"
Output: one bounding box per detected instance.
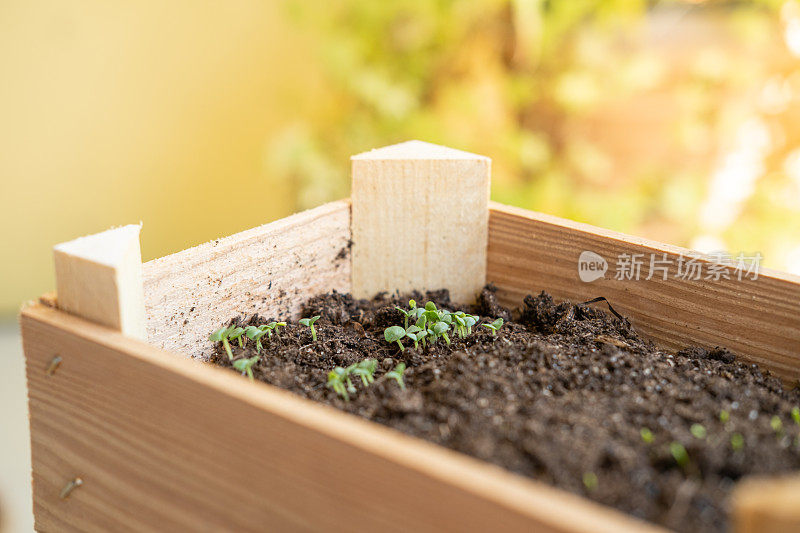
[732,475,800,533]
[142,200,351,359]
[487,202,800,383]
[53,224,146,339]
[21,303,662,533]
[351,140,490,304]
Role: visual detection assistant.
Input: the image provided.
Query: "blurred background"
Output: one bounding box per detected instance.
[3,0,800,530]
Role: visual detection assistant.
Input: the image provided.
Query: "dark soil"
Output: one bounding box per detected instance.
[208,286,800,533]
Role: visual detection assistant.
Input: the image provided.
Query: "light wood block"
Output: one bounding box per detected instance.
[733,475,800,533]
[351,140,490,304]
[53,224,146,339]
[142,200,351,359]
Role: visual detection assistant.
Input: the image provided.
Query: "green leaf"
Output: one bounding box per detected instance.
[384,326,405,342]
[690,424,706,439]
[670,442,689,467]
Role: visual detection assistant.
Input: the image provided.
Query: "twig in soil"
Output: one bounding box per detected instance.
[482,318,504,336]
[385,362,407,390]
[580,296,625,321]
[232,355,260,381]
[299,315,321,342]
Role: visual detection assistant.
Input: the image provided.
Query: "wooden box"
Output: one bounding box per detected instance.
[21,142,800,532]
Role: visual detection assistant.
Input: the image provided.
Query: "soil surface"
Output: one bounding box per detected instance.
[208,286,800,532]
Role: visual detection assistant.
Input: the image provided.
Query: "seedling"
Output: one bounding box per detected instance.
[384,326,406,351]
[209,325,235,360]
[720,410,730,424]
[349,358,377,387]
[582,471,598,491]
[386,362,406,390]
[482,318,504,336]
[229,326,246,348]
[770,415,783,434]
[731,433,744,452]
[327,366,354,402]
[404,325,425,349]
[690,424,707,439]
[245,326,267,353]
[640,428,654,444]
[264,321,287,338]
[433,321,451,345]
[299,315,321,341]
[232,355,260,381]
[670,442,689,468]
[792,406,800,425]
[395,301,417,329]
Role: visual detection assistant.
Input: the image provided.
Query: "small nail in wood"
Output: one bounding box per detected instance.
[60,478,83,499]
[46,356,62,376]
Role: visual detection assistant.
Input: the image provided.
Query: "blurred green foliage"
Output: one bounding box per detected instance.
[271,0,800,271]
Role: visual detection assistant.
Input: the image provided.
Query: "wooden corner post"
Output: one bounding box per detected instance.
[53,224,147,339]
[351,140,491,304]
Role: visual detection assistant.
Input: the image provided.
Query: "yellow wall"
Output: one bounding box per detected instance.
[0,1,320,315]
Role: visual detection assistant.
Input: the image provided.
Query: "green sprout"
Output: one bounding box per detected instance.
[326,358,378,401]
[582,471,598,491]
[770,415,783,434]
[432,321,451,345]
[690,424,707,439]
[245,326,267,353]
[720,410,730,424]
[327,366,355,402]
[482,318,504,336]
[299,315,321,341]
[395,301,417,329]
[670,442,689,468]
[792,406,800,425]
[640,428,654,444]
[232,355,260,381]
[731,433,745,452]
[349,358,377,387]
[386,362,406,390]
[384,326,406,351]
[209,325,235,360]
[228,326,246,348]
[404,325,425,349]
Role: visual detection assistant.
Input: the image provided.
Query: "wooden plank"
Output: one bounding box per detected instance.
[142,200,351,359]
[487,202,800,382]
[732,475,800,533]
[54,224,146,339]
[351,140,490,304]
[21,303,661,533]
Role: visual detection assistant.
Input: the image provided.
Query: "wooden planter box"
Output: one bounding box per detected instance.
[21,141,800,532]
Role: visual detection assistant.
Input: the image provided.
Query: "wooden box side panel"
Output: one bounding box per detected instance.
[142,200,351,359]
[21,304,660,533]
[487,202,800,383]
